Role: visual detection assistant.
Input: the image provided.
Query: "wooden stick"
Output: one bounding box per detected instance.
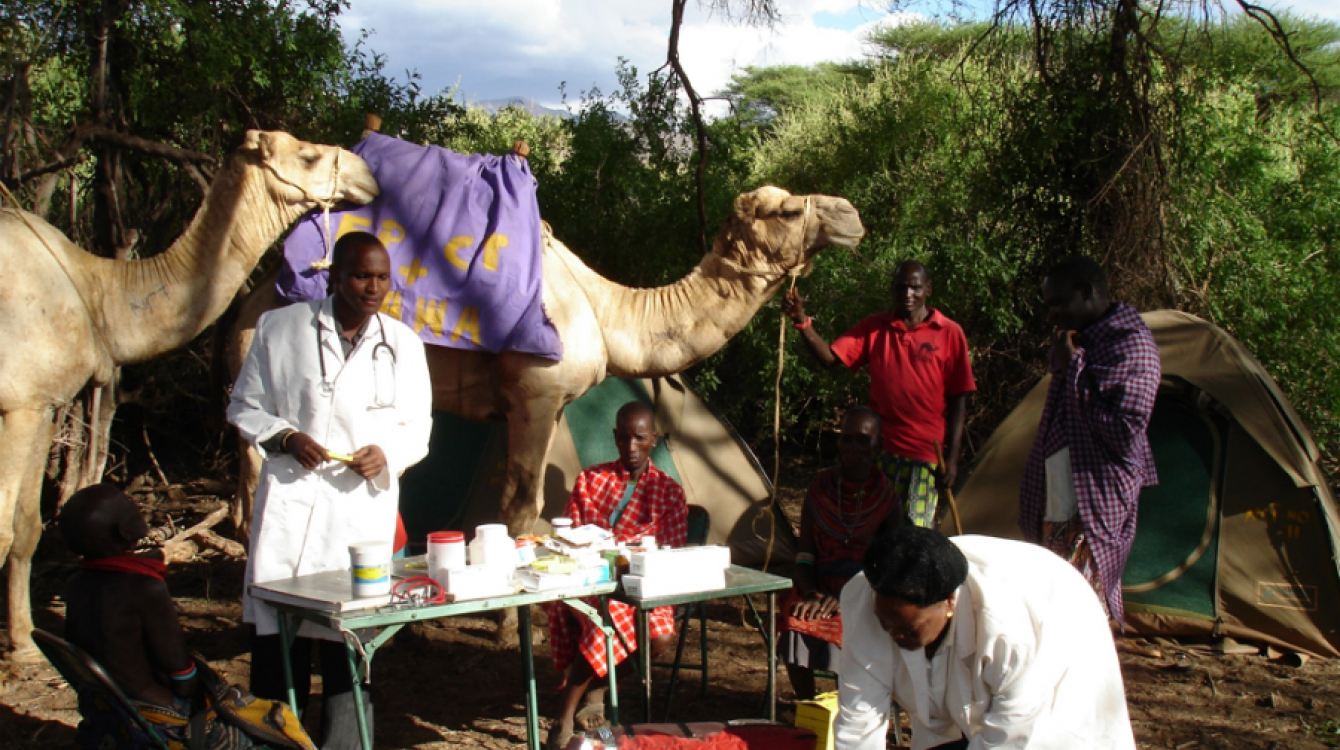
[934,441,965,536]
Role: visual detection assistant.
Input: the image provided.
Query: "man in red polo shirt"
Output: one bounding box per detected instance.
[782,261,975,528]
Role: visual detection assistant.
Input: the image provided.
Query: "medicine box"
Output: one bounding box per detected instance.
[793,691,839,750]
[622,568,726,599]
[441,565,512,602]
[628,545,731,578]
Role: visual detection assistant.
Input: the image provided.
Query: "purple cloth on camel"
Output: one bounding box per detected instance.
[277,132,561,360]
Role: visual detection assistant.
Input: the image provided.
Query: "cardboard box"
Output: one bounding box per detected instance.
[793,691,838,750]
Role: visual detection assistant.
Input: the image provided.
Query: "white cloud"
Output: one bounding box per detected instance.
[338,1,899,109]
[1266,0,1340,20]
[339,0,1336,117]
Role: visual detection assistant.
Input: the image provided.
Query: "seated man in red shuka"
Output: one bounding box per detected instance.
[543,401,687,749]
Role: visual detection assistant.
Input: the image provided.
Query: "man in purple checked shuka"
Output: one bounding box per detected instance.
[1019,256,1161,623]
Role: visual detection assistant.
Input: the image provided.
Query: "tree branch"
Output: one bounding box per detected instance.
[1234,0,1340,146]
[83,125,217,166]
[667,0,710,255]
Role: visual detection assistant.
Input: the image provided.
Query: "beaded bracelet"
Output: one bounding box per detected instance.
[793,317,813,330]
[796,552,816,565]
[168,663,197,682]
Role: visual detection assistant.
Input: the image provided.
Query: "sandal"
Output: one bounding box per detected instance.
[575,701,607,730]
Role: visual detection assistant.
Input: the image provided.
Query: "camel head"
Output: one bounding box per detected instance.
[716,186,864,277]
[237,130,379,210]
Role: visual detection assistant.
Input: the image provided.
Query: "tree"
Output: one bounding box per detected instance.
[0,0,459,497]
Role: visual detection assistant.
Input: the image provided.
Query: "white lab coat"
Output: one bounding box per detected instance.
[834,536,1135,750]
[228,297,433,639]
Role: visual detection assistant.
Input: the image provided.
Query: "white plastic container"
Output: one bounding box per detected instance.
[427,530,467,586]
[348,541,392,598]
[469,524,515,568]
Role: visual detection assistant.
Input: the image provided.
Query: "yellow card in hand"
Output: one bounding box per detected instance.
[326,450,354,463]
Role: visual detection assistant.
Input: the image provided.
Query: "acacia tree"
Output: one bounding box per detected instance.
[884,0,1336,305]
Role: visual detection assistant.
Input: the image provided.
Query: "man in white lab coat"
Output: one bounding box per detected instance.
[834,526,1135,750]
[228,231,432,749]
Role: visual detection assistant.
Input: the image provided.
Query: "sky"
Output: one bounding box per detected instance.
[339,0,1340,114]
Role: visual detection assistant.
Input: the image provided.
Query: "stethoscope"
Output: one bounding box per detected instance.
[316,310,397,408]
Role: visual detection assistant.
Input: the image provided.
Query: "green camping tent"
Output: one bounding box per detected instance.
[398,374,796,567]
[952,311,1340,657]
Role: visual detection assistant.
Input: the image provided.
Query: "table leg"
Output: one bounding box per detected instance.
[767,592,777,722]
[346,639,373,750]
[276,613,299,715]
[567,599,621,729]
[639,608,652,723]
[520,605,542,750]
[597,597,616,728]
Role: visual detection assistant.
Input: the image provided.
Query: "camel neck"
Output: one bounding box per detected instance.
[552,236,787,378]
[87,158,297,365]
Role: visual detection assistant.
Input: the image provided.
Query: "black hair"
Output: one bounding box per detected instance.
[331,231,385,272]
[1045,256,1109,299]
[863,525,968,606]
[59,483,142,559]
[892,259,931,285]
[842,405,883,435]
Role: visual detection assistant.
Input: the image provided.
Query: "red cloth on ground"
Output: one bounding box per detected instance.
[544,460,687,679]
[830,309,976,463]
[81,553,167,580]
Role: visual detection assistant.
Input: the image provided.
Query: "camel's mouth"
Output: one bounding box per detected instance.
[817,231,864,250]
[343,180,380,206]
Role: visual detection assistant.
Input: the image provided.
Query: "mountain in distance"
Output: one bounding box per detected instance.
[472,97,572,119]
[471,97,629,123]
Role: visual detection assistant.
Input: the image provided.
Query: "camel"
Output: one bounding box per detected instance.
[0,130,378,661]
[227,186,863,540]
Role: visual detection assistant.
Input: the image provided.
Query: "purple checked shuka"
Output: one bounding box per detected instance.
[278,132,562,360]
[1019,302,1160,622]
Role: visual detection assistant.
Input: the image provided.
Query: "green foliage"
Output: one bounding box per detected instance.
[1165,80,1340,459]
[532,59,748,287]
[719,62,869,125]
[708,15,1340,469]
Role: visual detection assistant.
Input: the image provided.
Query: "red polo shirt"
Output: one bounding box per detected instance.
[830,308,976,464]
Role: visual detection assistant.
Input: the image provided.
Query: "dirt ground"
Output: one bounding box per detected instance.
[1,463,1338,749]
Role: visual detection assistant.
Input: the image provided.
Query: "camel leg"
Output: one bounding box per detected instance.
[498,395,564,538]
[495,393,563,647]
[232,438,260,547]
[0,408,53,662]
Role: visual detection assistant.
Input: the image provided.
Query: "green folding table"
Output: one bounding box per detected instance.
[616,565,791,723]
[251,559,619,750]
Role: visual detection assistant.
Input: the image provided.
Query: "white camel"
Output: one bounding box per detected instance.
[227,186,864,538]
[0,130,377,661]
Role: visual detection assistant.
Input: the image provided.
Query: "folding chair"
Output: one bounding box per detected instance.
[654,504,712,720]
[33,629,174,750]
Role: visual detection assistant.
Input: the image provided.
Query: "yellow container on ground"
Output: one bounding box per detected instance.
[793,690,839,750]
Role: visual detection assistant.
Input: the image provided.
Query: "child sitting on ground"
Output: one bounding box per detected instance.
[59,483,257,750]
